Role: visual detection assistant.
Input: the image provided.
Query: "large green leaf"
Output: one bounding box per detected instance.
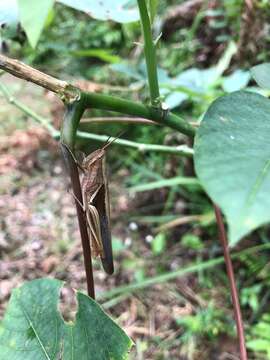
[0,279,132,359]
[58,0,139,23]
[194,91,270,245]
[17,0,55,48]
[17,0,139,47]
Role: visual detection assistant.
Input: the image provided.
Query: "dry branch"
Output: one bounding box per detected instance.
[0,54,79,102]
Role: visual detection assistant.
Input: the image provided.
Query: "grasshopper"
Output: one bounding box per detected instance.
[79,138,114,275]
[65,135,122,275]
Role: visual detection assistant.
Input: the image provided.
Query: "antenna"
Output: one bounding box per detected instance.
[102,130,126,150]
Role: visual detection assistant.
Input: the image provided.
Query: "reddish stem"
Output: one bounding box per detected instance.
[214,204,247,360]
[61,143,95,299]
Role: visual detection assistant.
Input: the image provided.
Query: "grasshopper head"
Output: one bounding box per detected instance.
[81,132,123,170]
[82,148,105,170]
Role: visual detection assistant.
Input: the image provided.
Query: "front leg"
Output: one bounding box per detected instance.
[69,190,85,211]
[61,142,85,173]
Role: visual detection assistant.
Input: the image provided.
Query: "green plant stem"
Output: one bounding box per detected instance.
[137,0,160,105]
[97,242,270,301]
[129,175,199,193]
[0,82,58,137]
[61,99,85,148]
[0,55,195,137]
[0,83,194,156]
[1,83,195,139]
[76,131,194,156]
[102,294,130,310]
[98,258,223,301]
[80,91,195,137]
[0,54,196,138]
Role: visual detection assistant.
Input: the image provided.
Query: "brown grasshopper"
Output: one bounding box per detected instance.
[79,139,114,275]
[67,135,122,275]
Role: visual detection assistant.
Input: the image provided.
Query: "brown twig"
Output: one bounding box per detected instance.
[0,54,79,102]
[80,116,158,126]
[214,204,247,360]
[155,213,213,233]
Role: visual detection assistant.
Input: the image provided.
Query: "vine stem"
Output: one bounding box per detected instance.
[80,92,195,137]
[76,131,194,156]
[0,81,194,156]
[137,0,160,105]
[0,82,58,137]
[61,102,95,299]
[80,116,158,125]
[0,54,195,138]
[214,205,247,360]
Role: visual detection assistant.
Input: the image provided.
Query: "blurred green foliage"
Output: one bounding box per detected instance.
[247,314,270,358]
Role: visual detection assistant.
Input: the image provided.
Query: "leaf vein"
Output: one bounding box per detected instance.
[15,293,52,360]
[245,158,270,207]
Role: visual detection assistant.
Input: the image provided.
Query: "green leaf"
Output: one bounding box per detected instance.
[110,62,143,81]
[251,63,270,90]
[151,232,166,255]
[70,49,120,64]
[247,339,270,352]
[164,91,188,109]
[194,91,270,245]
[17,0,55,48]
[247,314,270,357]
[181,234,204,250]
[0,279,133,360]
[58,0,139,23]
[222,70,250,93]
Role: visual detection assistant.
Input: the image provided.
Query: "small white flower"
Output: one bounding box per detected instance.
[129,222,138,231]
[145,235,153,243]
